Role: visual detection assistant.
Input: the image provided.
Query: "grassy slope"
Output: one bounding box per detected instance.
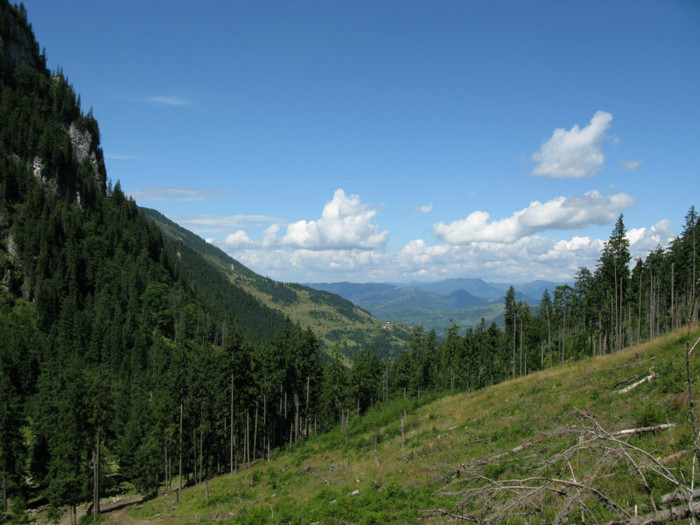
[141,208,411,357]
[112,326,700,524]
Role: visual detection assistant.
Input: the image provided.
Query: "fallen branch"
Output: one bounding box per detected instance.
[657,450,687,464]
[612,374,639,390]
[660,487,700,504]
[617,369,659,394]
[607,500,700,525]
[419,508,476,522]
[689,334,700,357]
[611,423,676,437]
[454,442,534,474]
[440,411,693,524]
[577,410,686,494]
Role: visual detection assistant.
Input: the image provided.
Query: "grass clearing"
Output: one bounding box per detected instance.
[99,326,700,524]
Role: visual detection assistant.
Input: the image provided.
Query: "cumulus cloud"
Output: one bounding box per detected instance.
[223,230,254,248]
[415,203,433,213]
[280,189,389,250]
[220,216,675,284]
[394,235,605,282]
[532,111,613,179]
[262,224,281,248]
[432,190,636,244]
[227,232,610,284]
[627,219,673,257]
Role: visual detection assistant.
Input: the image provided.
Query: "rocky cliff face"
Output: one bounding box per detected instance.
[0,2,107,296]
[1,3,106,201]
[69,121,105,192]
[0,3,45,72]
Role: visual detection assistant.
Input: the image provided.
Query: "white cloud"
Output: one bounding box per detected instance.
[262,224,281,248]
[280,189,389,250]
[620,160,643,170]
[105,154,151,161]
[146,95,189,107]
[198,190,670,284]
[223,230,254,248]
[415,203,433,213]
[532,111,613,179]
[220,217,674,284]
[168,213,282,235]
[128,188,230,202]
[627,219,673,258]
[432,190,635,244]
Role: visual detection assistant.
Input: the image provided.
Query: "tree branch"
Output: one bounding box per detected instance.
[616,369,659,394]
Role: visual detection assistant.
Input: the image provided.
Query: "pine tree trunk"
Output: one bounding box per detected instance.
[230,372,234,474]
[305,377,310,439]
[519,318,523,376]
[672,262,675,329]
[192,429,197,485]
[253,403,258,461]
[199,424,203,483]
[638,269,642,344]
[245,412,250,468]
[401,412,406,453]
[294,393,299,444]
[2,471,6,516]
[178,401,183,503]
[263,395,267,457]
[547,309,552,364]
[93,433,100,523]
[164,444,169,490]
[512,312,517,378]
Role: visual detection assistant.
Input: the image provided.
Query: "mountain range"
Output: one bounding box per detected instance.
[306,278,567,332]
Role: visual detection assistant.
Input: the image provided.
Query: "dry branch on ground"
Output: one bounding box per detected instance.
[435,411,690,524]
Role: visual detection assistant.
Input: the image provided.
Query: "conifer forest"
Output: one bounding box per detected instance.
[0,1,698,522]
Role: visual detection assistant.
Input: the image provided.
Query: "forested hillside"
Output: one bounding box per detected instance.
[1,2,699,524]
[99,325,700,524]
[140,207,410,360]
[0,3,363,521]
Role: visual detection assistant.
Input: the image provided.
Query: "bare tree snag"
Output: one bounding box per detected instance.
[374,433,380,467]
[401,411,406,453]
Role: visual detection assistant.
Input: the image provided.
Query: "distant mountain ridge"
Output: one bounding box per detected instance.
[141,208,411,359]
[307,278,567,332]
[404,278,505,299]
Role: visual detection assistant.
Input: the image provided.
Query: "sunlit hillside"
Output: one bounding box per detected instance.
[84,325,700,524]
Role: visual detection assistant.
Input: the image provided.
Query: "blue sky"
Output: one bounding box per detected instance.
[23,1,700,283]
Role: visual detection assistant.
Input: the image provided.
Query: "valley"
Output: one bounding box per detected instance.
[306,279,566,332]
[1,2,698,524]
